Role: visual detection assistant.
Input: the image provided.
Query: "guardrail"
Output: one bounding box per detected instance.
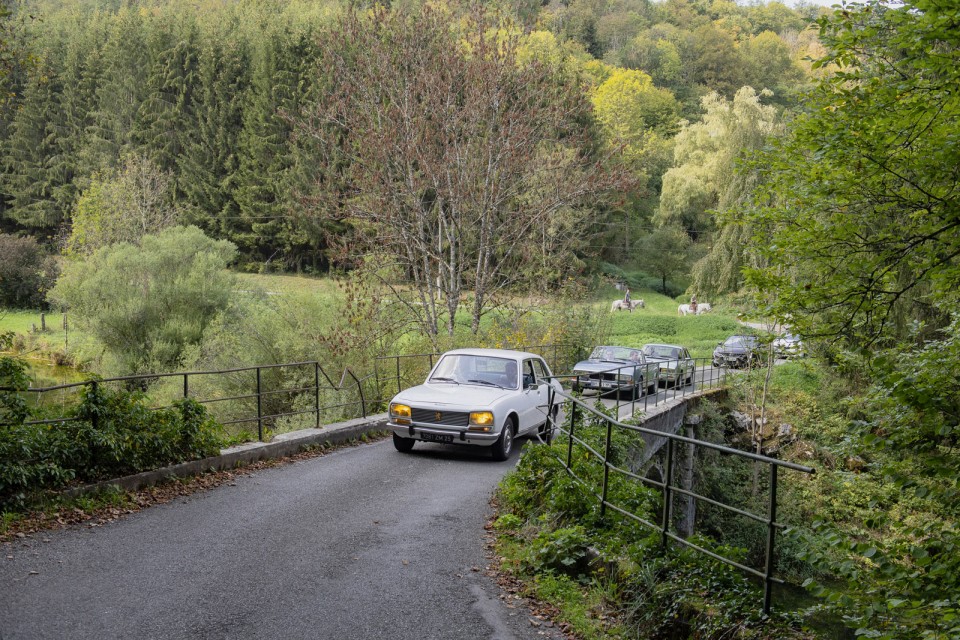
[543,361,815,614]
[567,356,729,413]
[3,344,582,441]
[2,362,374,441]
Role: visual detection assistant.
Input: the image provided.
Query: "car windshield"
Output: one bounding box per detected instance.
[723,336,756,348]
[429,354,518,389]
[642,344,680,359]
[588,346,635,362]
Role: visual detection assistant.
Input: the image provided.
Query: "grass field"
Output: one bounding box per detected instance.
[0,310,52,335]
[592,288,752,359]
[1,274,762,369]
[235,272,343,297]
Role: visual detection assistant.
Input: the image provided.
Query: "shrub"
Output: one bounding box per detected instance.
[0,234,58,308]
[523,526,593,577]
[0,332,30,427]
[48,226,236,375]
[0,384,223,511]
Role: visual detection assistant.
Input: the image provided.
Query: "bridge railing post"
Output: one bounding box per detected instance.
[660,437,675,549]
[600,418,613,518]
[763,463,779,614]
[315,362,321,429]
[256,366,263,441]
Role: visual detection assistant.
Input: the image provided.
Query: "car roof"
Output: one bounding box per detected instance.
[644,343,685,349]
[442,348,543,360]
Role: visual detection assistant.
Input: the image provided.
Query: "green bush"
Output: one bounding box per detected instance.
[0,384,223,511]
[0,234,58,308]
[48,225,236,375]
[523,525,593,577]
[0,332,30,427]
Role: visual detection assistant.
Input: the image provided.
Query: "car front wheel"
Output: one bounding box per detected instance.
[393,433,415,453]
[491,422,515,461]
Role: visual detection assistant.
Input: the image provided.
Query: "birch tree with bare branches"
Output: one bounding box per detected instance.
[293,4,628,341]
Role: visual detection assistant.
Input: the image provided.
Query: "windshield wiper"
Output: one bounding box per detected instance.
[430,376,460,384]
[467,378,503,388]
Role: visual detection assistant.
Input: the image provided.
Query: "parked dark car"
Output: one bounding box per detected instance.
[712,335,762,369]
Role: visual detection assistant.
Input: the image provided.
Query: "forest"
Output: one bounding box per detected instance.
[1,0,958,637]
[0,0,822,273]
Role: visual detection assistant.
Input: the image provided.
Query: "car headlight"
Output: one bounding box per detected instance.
[469,411,494,432]
[617,374,634,383]
[390,403,411,425]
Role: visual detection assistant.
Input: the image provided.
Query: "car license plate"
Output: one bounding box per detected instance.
[421,432,454,444]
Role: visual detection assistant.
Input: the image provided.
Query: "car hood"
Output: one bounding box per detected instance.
[572,360,634,373]
[393,383,513,408]
[715,345,751,355]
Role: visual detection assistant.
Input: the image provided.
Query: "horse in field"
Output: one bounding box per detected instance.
[611,299,644,312]
[678,302,712,316]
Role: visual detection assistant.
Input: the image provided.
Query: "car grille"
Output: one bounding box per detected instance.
[576,372,621,382]
[411,408,470,427]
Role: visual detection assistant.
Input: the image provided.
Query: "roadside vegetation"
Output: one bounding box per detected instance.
[494,399,812,639]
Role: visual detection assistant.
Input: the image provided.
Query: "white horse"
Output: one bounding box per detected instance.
[678,302,712,316]
[611,299,645,312]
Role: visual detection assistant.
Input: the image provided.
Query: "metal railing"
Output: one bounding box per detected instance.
[3,362,374,441]
[543,362,815,614]
[4,343,581,441]
[567,357,728,415]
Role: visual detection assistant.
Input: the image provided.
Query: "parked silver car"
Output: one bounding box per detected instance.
[387,349,562,460]
[641,343,695,387]
[570,345,660,397]
[773,333,805,358]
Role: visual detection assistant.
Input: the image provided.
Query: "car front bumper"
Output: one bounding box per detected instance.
[387,421,500,446]
[713,354,748,367]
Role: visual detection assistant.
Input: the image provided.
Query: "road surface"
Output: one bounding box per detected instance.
[0,439,566,640]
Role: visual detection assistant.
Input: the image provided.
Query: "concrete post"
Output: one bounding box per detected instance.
[677,416,700,538]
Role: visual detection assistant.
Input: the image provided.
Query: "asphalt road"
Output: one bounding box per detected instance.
[0,439,566,640]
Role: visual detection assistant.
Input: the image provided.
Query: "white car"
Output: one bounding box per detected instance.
[773,333,804,358]
[387,348,562,460]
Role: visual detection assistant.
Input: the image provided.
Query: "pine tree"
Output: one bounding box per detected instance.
[135,12,200,175]
[235,21,323,270]
[1,56,68,238]
[177,30,248,247]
